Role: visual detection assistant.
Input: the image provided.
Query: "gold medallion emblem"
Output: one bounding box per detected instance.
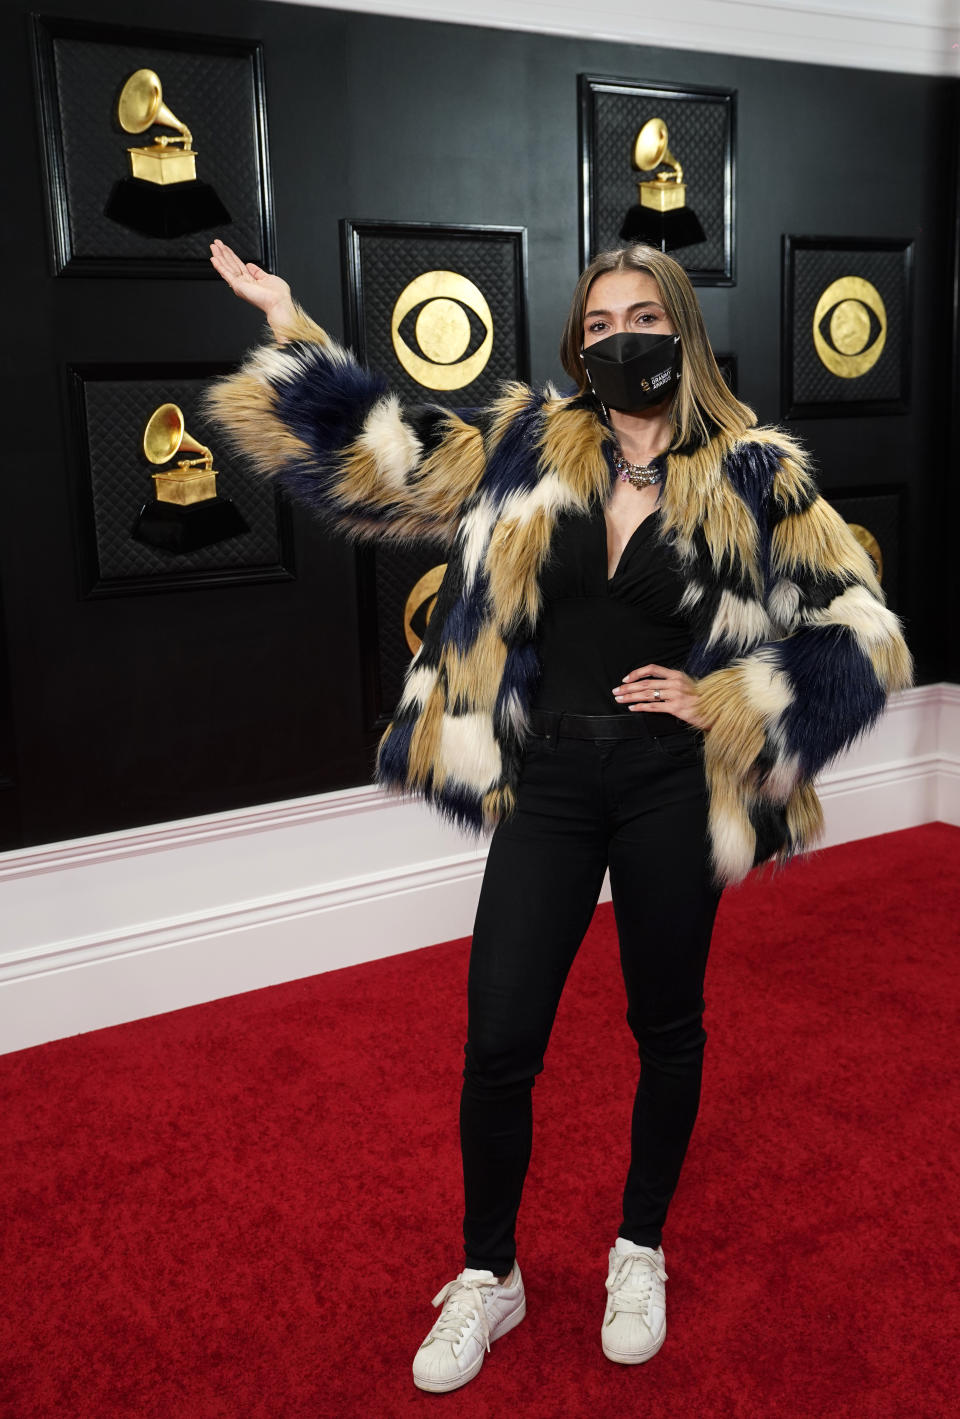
[846,524,883,583]
[403,564,448,654]
[812,276,887,378]
[391,271,493,390]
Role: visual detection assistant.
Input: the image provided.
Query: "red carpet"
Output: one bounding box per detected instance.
[1,822,958,1418]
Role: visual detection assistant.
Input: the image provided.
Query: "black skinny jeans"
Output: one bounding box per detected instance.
[460,722,722,1275]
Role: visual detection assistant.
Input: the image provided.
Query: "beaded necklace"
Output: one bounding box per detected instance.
[613,443,664,489]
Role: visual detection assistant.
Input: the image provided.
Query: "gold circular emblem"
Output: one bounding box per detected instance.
[812,276,886,379]
[847,523,883,583]
[391,271,493,391]
[403,563,447,654]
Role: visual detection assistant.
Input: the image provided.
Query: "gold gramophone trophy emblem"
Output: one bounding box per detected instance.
[620,117,705,251]
[144,403,217,503]
[118,69,197,186]
[104,69,230,238]
[632,118,686,215]
[132,403,247,554]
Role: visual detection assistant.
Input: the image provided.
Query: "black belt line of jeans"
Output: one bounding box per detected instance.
[527,708,696,747]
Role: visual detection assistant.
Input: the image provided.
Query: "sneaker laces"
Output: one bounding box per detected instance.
[422,1271,501,1354]
[605,1251,668,1320]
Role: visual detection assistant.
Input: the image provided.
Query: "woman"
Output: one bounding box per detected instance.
[206,238,911,1391]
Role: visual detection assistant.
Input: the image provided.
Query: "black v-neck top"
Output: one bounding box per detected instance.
[530,494,694,716]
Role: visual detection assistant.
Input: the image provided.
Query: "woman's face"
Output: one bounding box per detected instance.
[582,269,676,348]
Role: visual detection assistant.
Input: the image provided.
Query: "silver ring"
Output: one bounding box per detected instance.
[653,689,662,702]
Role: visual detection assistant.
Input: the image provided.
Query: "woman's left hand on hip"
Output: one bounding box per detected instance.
[612,664,712,729]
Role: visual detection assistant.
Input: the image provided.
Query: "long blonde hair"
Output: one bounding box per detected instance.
[559,244,757,450]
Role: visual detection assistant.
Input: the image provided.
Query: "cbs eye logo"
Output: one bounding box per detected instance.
[812,276,887,379]
[391,270,494,391]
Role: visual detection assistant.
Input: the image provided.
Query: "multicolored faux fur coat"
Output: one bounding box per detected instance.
[205,305,913,887]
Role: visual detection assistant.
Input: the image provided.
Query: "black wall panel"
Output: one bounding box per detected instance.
[946,84,960,685]
[1,0,956,846]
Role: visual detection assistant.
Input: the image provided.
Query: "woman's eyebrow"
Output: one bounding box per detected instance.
[584,300,664,317]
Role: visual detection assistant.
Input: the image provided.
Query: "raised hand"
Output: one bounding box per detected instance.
[209,238,294,327]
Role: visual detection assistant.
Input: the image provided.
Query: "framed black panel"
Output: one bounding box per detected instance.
[66,363,294,597]
[782,236,913,418]
[825,486,905,611]
[341,220,530,732]
[341,220,530,406]
[579,75,735,284]
[32,16,275,278]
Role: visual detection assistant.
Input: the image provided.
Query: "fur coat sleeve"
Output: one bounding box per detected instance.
[202,304,490,547]
[691,432,913,880]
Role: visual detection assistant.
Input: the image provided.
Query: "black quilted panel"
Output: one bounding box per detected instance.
[50,31,266,263]
[790,247,908,406]
[587,83,731,275]
[827,492,903,610]
[351,229,527,405]
[77,373,284,584]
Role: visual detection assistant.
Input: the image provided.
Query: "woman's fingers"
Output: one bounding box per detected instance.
[620,663,670,683]
[209,239,256,291]
[613,664,679,700]
[210,238,243,271]
[611,665,706,726]
[209,246,244,289]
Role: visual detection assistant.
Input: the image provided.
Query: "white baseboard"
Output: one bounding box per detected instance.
[937,757,960,827]
[1,683,957,1055]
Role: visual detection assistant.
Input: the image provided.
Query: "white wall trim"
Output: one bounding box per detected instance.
[818,750,941,798]
[0,783,394,883]
[0,848,484,982]
[1,682,957,1056]
[269,0,960,77]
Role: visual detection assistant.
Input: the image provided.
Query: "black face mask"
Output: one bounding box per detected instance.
[580,331,681,413]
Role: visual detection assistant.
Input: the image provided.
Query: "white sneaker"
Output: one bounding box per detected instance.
[412,1264,526,1393]
[602,1237,668,1364]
